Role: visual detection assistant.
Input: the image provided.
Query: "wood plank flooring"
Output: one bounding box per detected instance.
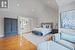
[0,35,37,50]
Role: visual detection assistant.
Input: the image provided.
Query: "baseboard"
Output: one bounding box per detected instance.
[23,31,32,34]
[18,31,32,35]
[0,34,4,37]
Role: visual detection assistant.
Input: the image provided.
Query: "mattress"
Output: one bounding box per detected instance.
[38,41,71,50]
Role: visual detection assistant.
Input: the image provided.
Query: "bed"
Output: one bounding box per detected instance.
[32,23,53,36]
[38,41,70,50]
[38,33,75,50]
[37,10,75,50]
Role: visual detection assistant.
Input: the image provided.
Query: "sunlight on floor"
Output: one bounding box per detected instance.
[0,35,37,50]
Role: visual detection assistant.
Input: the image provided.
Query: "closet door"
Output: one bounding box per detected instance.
[4,18,12,36]
[4,18,18,36]
[11,19,18,35]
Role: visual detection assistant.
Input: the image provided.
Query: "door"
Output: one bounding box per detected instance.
[11,19,17,34]
[4,18,18,36]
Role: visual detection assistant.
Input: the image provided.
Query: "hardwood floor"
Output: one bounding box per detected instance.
[0,35,37,50]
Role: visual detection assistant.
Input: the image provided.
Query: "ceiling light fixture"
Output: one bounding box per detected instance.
[32,9,35,12]
[17,3,20,7]
[48,1,50,4]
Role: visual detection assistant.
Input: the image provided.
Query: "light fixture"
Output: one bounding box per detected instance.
[47,1,50,4]
[17,3,20,7]
[32,9,35,12]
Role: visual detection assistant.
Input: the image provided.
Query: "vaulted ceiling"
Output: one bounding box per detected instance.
[0,0,75,17]
[38,0,58,11]
[0,0,58,17]
[56,0,75,6]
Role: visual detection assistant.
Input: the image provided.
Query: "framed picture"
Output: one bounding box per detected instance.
[60,9,75,29]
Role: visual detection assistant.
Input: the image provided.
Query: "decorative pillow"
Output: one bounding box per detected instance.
[61,32,75,44]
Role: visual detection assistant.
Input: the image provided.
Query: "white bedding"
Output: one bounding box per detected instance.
[33,28,52,36]
[38,41,70,50]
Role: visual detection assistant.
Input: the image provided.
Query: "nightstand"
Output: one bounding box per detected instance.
[52,29,58,34]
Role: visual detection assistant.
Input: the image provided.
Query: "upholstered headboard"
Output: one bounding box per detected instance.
[41,23,53,29]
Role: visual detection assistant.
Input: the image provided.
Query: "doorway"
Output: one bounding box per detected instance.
[4,18,18,36]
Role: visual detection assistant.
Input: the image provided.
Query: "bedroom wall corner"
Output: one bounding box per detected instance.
[0,16,4,37]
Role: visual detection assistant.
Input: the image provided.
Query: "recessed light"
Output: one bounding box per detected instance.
[32,9,35,12]
[17,3,20,7]
[48,1,50,4]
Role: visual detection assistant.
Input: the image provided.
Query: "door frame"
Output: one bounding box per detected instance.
[4,18,18,36]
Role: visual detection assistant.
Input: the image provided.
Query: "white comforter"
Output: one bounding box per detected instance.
[38,41,70,50]
[33,28,51,36]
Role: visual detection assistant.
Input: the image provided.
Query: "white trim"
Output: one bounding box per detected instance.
[0,34,4,37]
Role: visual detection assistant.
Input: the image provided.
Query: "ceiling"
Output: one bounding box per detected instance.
[0,0,75,17]
[9,0,58,12]
[39,0,58,11]
[56,0,75,6]
[0,0,59,17]
[0,0,75,12]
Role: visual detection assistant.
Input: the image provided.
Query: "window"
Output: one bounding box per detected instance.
[0,0,8,8]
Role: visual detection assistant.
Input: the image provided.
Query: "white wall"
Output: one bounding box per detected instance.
[60,2,75,12]
[56,0,75,12]
[37,8,58,29]
[30,17,38,29]
[18,16,37,34]
[0,17,4,37]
